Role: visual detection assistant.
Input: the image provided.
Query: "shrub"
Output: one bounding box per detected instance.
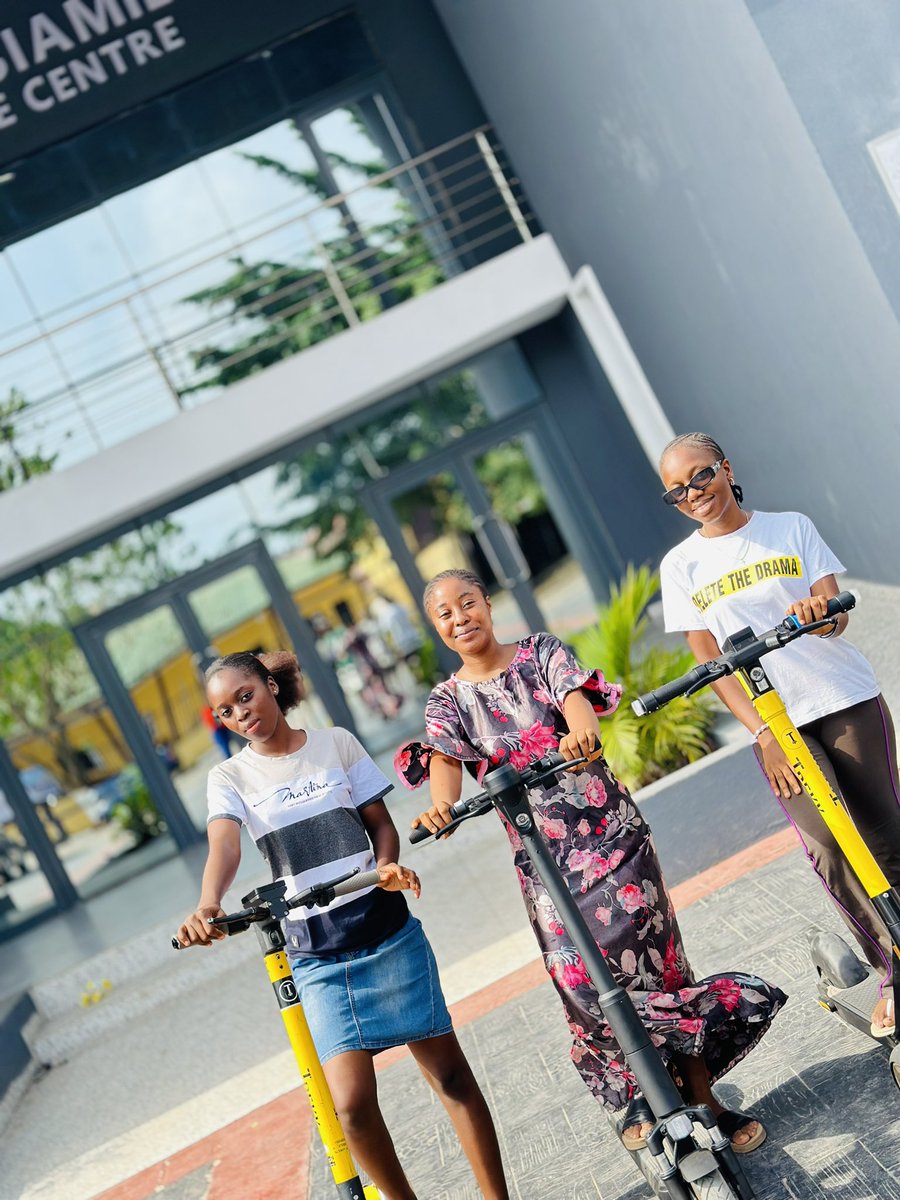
[569,564,717,790]
[111,765,167,844]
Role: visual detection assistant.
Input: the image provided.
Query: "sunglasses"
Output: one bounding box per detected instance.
[662,460,724,506]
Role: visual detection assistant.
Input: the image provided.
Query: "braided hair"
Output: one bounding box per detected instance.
[422,568,489,614]
[660,432,744,505]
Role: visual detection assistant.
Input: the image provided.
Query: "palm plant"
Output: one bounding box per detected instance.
[569,564,717,790]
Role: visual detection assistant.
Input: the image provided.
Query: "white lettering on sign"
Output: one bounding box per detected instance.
[0,0,182,135]
[0,92,17,127]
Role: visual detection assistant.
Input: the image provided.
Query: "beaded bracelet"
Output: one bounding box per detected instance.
[752,723,769,740]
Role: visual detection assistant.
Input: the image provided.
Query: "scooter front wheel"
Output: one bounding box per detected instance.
[688,1169,744,1199]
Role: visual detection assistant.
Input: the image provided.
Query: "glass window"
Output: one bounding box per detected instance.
[0,143,93,245]
[173,58,282,151]
[0,578,174,903]
[5,206,132,323]
[0,796,55,934]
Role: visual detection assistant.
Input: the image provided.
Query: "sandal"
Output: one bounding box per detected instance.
[870,994,895,1040]
[621,1095,655,1151]
[716,1109,767,1154]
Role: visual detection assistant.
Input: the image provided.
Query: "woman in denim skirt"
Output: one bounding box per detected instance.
[177,650,508,1200]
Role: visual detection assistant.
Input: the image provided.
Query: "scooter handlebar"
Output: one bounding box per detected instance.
[826,590,856,618]
[172,869,384,948]
[631,661,720,716]
[331,868,382,896]
[408,751,574,844]
[632,590,858,718]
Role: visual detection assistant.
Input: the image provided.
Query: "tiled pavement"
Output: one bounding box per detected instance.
[92,846,900,1200]
[309,851,900,1200]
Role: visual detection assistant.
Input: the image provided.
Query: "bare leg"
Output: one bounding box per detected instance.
[322,1050,417,1200]
[407,1032,509,1199]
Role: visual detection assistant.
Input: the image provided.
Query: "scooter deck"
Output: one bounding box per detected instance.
[824,972,883,1029]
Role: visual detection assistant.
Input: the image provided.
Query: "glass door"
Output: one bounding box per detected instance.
[467,432,601,638]
[102,602,212,834]
[365,410,616,648]
[73,541,363,855]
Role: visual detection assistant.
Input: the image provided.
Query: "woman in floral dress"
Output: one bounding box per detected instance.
[396,568,786,1153]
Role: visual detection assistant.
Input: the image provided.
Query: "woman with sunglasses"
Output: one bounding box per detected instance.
[658,432,900,1037]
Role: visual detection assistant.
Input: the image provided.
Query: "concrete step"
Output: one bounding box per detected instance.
[25,918,257,1067]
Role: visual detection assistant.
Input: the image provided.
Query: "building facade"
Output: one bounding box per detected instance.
[1,0,897,938]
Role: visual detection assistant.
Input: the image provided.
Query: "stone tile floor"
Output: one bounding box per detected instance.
[306,853,900,1199]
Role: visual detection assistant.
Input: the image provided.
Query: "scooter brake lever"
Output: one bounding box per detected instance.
[436,798,494,837]
[528,755,588,786]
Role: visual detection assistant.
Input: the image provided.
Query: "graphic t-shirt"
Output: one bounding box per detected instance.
[207,727,406,957]
[659,510,878,727]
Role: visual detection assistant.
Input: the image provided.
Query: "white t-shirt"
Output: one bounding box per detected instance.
[659,510,878,727]
[207,726,406,956]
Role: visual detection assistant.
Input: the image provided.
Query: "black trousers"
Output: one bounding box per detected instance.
[757,695,900,972]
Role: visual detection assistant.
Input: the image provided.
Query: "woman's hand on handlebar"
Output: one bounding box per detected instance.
[376,862,421,898]
[756,730,802,799]
[174,904,227,949]
[411,801,456,838]
[785,594,834,633]
[559,728,600,769]
[411,752,462,838]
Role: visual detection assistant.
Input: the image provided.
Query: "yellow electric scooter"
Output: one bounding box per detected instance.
[172,870,381,1199]
[632,590,900,1088]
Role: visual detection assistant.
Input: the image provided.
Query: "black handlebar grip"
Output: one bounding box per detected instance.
[534,751,566,773]
[409,823,433,844]
[633,663,711,715]
[826,590,856,618]
[171,936,182,950]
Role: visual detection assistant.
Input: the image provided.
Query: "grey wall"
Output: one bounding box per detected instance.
[359,0,486,148]
[519,311,675,575]
[745,0,900,321]
[433,0,900,582]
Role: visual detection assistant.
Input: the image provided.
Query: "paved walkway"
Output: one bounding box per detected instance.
[12,830,900,1200]
[4,576,898,1200]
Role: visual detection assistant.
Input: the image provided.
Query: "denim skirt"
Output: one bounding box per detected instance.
[289,915,453,1063]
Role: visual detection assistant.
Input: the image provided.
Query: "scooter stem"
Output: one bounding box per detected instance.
[484,765,686,1121]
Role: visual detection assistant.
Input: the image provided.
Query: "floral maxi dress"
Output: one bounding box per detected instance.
[396,633,786,1110]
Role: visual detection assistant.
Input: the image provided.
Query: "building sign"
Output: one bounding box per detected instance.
[0,0,314,166]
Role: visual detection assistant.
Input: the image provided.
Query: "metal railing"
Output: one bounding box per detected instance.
[1,127,538,473]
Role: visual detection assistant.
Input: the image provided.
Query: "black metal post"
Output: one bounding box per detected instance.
[0,737,78,910]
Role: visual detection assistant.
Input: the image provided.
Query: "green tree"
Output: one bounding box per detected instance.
[0,388,57,491]
[180,125,441,398]
[0,520,186,788]
[270,372,489,565]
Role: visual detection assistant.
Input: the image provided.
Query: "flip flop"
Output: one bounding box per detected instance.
[621,1095,655,1151]
[716,1109,767,1154]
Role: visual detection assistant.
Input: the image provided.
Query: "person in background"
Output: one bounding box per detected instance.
[372,592,424,663]
[200,703,237,760]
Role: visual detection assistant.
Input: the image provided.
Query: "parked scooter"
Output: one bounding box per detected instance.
[411,754,756,1199]
[172,870,382,1200]
[632,590,900,1088]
